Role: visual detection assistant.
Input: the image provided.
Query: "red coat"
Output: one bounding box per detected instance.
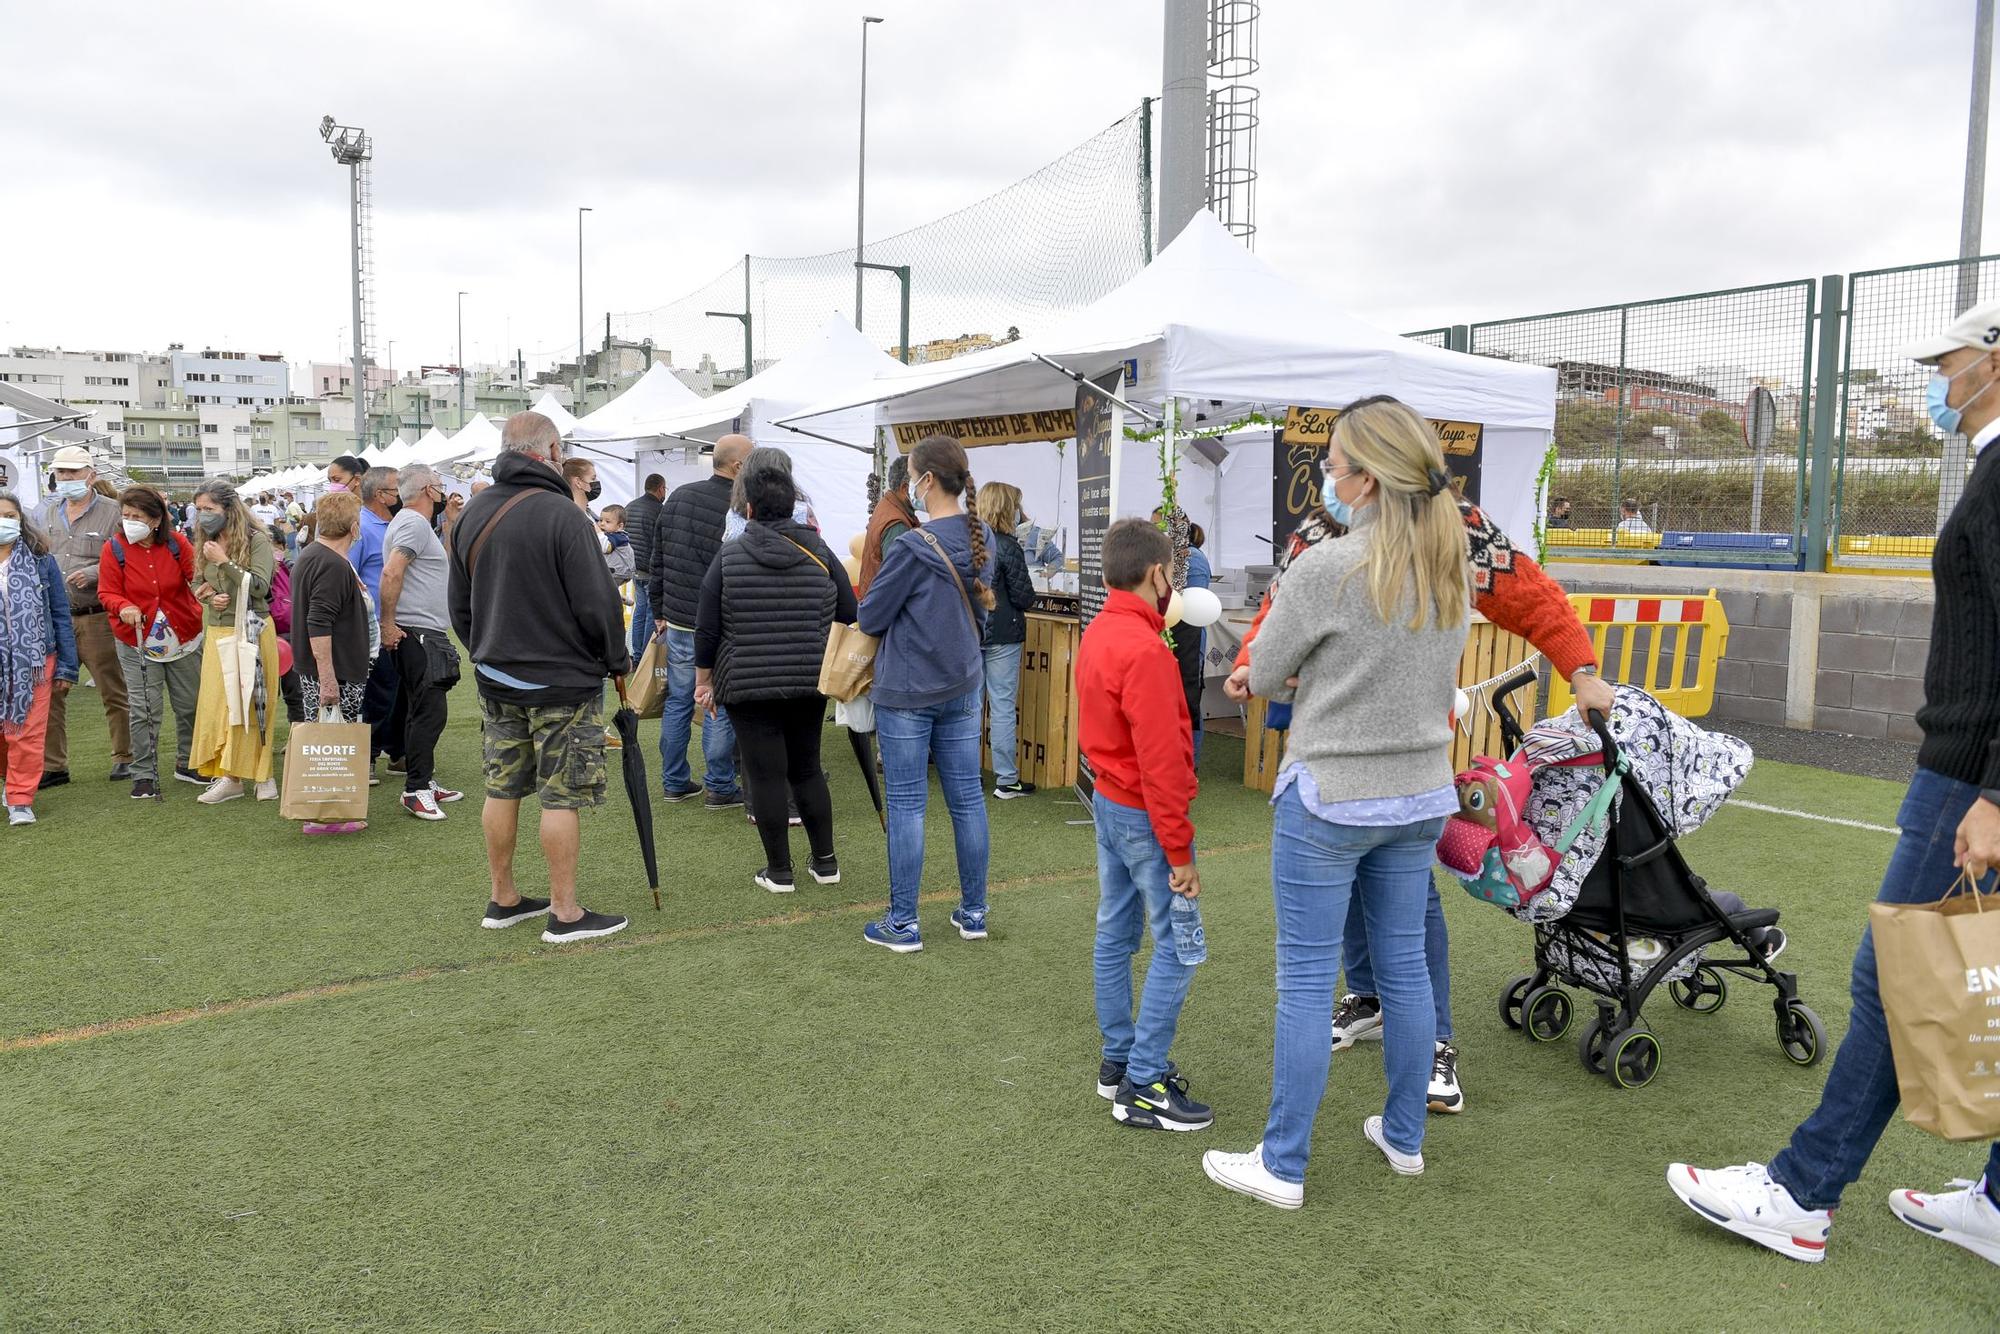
[99,533,201,649]
[1077,588,1197,864]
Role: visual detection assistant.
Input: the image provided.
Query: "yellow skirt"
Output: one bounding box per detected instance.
[191,621,281,783]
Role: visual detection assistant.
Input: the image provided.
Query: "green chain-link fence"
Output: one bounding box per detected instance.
[1468,281,1816,564]
[1831,255,2000,567]
[602,106,1150,381]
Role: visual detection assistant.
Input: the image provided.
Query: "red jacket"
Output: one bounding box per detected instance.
[1078,588,1197,864]
[99,532,201,650]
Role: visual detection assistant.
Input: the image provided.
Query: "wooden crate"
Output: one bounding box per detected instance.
[1015,613,1080,787]
[1240,618,1540,793]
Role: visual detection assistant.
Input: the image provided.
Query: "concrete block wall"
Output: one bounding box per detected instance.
[1555,564,1932,739]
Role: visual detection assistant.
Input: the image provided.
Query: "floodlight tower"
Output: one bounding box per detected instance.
[320,115,374,442]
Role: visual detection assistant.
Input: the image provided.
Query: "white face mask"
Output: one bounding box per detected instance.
[0,518,19,545]
[122,518,152,543]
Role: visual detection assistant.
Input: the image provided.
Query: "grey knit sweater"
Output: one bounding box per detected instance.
[1247,511,1469,804]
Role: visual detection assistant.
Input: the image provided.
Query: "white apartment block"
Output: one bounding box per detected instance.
[170,346,288,410]
[0,345,169,464]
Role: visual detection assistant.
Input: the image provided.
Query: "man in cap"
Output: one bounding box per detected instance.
[36,445,132,786]
[1666,300,2000,1270]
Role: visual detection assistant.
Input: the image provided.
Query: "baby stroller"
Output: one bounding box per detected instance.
[1475,670,1826,1089]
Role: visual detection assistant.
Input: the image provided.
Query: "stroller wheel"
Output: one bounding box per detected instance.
[1668,965,1728,1014]
[1523,985,1573,1043]
[1776,1000,1827,1067]
[1577,1013,1613,1075]
[1498,974,1535,1032]
[1606,1027,1662,1088]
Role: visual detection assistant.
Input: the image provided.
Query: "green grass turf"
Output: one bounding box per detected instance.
[2,685,1993,1330]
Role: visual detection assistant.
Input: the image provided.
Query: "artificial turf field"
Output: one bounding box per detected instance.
[3,680,1993,1332]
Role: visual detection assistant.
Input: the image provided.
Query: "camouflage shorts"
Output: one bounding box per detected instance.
[479,695,607,811]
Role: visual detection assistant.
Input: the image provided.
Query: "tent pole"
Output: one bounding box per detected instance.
[1029,352,1163,422]
[772,420,875,454]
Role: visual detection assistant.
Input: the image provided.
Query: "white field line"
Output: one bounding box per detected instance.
[1728,799,1898,836]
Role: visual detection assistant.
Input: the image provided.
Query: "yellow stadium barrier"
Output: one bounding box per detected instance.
[1830,533,1934,577]
[1546,590,1730,719]
[1545,527,1662,565]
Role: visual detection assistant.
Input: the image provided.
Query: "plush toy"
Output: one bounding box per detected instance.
[1436,756,1557,906]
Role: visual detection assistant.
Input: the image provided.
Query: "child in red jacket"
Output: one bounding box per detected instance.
[98,486,205,799]
[1077,518,1211,1132]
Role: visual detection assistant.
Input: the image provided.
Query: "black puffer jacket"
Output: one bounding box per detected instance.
[649,473,733,628]
[695,518,857,704]
[625,490,664,579]
[983,530,1036,646]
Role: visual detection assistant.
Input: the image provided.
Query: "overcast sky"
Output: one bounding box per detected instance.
[1,1,1990,381]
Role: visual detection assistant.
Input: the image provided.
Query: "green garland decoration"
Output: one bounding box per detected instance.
[1532,440,1559,564]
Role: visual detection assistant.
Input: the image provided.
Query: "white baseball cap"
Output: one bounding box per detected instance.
[49,445,94,470]
[1899,297,2000,363]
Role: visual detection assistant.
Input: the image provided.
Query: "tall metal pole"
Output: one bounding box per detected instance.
[1960,0,1994,314]
[456,291,467,427]
[743,253,754,380]
[1158,0,1208,249]
[578,206,592,413]
[349,159,366,443]
[854,16,884,329]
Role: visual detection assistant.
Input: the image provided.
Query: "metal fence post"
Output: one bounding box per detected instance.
[1612,305,1628,518]
[1448,324,1470,353]
[1804,273,1845,573]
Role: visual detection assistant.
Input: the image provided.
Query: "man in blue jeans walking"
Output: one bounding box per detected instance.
[1668,300,2000,1270]
[649,439,748,809]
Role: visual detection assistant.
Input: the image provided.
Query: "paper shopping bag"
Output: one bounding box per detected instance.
[627,634,671,720]
[279,718,372,823]
[1872,870,2000,1142]
[817,622,879,703]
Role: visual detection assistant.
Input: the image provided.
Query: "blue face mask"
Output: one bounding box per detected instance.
[1324,493,1354,528]
[908,476,928,517]
[56,480,90,502]
[1928,361,1997,436]
[0,518,19,545]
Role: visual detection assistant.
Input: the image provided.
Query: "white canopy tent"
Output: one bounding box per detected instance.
[528,392,578,437]
[781,212,1558,560]
[563,364,704,510]
[408,425,465,468]
[574,315,902,546]
[447,413,505,469]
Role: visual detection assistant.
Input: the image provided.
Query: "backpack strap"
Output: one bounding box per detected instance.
[110,535,127,569]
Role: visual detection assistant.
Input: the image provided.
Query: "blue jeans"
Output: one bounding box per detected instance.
[1092,793,1199,1084]
[656,626,737,797]
[1343,877,1454,1041]
[1769,767,2000,1211]
[982,642,1023,787]
[1261,786,1444,1184]
[878,687,989,926]
[629,582,653,662]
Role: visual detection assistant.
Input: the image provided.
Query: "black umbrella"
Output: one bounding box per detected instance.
[610,680,661,910]
[845,720,886,831]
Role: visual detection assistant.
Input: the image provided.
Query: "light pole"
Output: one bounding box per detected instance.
[854,15,884,329]
[383,338,395,443]
[456,291,467,427]
[578,206,593,414]
[318,115,370,453]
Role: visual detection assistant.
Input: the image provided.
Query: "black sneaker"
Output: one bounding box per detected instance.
[540,909,629,943]
[37,770,70,791]
[387,757,408,774]
[108,762,132,781]
[481,896,552,930]
[1330,993,1384,1050]
[755,867,796,894]
[1113,1073,1213,1131]
[130,778,158,800]
[993,781,1037,800]
[703,790,744,811]
[1097,1058,1180,1100]
[808,854,841,885]
[660,785,704,804]
[173,766,206,786]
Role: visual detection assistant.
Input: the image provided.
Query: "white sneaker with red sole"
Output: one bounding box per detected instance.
[1887,1175,2000,1266]
[1666,1161,1830,1262]
[401,788,446,822]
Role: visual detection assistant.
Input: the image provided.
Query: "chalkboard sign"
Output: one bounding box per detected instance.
[1075,367,1124,627]
[1272,406,1484,551]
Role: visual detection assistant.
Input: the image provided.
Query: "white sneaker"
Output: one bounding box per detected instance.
[401,788,446,822]
[1330,993,1383,1051]
[1427,1041,1464,1114]
[1887,1175,2000,1266]
[1666,1161,1830,1262]
[1201,1143,1304,1210]
[1363,1115,1424,1176]
[197,777,244,805]
[6,805,35,827]
[255,778,278,802]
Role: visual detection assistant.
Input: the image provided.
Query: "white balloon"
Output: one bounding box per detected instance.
[1453,688,1471,720]
[1179,586,1223,628]
[1164,589,1184,628]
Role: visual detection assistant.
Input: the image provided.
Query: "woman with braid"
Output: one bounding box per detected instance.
[1225,396,1615,1116]
[856,436,998,953]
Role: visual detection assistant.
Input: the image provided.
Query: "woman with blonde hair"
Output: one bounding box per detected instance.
[973,480,1039,799]
[188,477,281,804]
[1203,395,1471,1210]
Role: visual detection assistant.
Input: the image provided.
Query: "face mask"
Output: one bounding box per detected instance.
[386,499,403,517]
[326,480,349,493]
[196,510,226,536]
[0,518,19,545]
[1927,361,1997,435]
[585,480,603,502]
[1324,466,1366,528]
[122,519,152,543]
[57,480,90,502]
[1153,570,1173,618]
[909,476,928,517]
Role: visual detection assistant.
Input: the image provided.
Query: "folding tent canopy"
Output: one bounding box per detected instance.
[563,364,705,510]
[528,392,578,437]
[448,413,505,468]
[574,315,902,546]
[408,425,464,468]
[781,212,1558,559]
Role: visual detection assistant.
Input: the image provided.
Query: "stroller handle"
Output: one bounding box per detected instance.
[1490,666,1541,753]
[1586,707,1619,770]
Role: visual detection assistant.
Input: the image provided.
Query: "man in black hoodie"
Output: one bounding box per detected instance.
[448,411,633,944]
